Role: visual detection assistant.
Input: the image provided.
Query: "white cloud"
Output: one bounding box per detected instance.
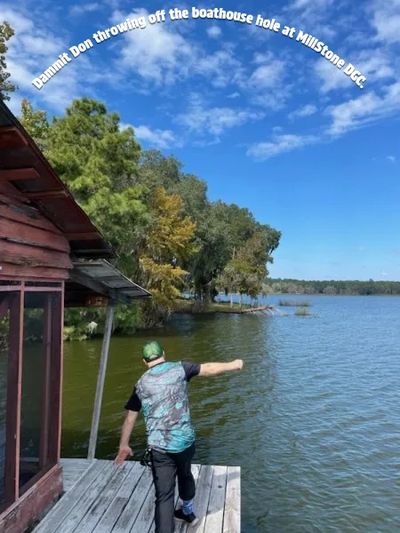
[128,124,179,149]
[70,3,101,17]
[314,60,352,93]
[3,4,118,113]
[176,93,263,137]
[289,0,333,9]
[247,133,316,160]
[285,0,336,39]
[356,50,395,81]
[315,48,395,93]
[194,49,244,88]
[386,155,396,163]
[207,25,222,38]
[248,63,284,90]
[3,5,83,111]
[370,0,400,43]
[240,52,289,109]
[290,104,317,118]
[327,81,400,135]
[112,9,194,86]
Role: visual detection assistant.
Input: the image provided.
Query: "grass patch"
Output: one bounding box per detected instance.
[295,306,311,316]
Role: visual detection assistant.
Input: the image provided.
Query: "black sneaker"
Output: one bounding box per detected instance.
[174,508,198,525]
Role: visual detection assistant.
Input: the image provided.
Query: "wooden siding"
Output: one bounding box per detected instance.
[0,182,71,281]
[0,464,63,533]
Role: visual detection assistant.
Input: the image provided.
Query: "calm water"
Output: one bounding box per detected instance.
[62,295,400,532]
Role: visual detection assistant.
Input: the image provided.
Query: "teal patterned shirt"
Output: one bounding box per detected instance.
[125,361,200,453]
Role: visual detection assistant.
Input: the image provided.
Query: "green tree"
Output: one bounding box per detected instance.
[0,21,16,100]
[40,98,147,277]
[192,203,280,301]
[138,150,181,191]
[218,229,278,304]
[20,99,49,150]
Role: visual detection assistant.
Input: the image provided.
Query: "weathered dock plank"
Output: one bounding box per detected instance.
[95,462,145,533]
[111,465,153,532]
[33,460,108,533]
[56,461,116,533]
[70,462,134,532]
[223,466,241,533]
[204,465,228,533]
[189,465,214,533]
[60,458,92,492]
[129,475,155,533]
[32,459,240,533]
[172,464,201,533]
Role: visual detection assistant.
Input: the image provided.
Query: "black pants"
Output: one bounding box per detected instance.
[151,442,196,533]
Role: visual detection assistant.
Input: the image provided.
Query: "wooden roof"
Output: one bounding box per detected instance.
[0,101,113,259]
[0,101,151,304]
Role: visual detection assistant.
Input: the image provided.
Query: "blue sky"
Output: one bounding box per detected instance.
[3,0,400,280]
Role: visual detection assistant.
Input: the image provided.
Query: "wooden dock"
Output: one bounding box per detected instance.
[32,459,240,533]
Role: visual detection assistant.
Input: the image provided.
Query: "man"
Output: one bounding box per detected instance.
[115,340,244,533]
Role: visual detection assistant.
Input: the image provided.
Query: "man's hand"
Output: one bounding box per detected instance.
[115,445,133,465]
[233,359,244,370]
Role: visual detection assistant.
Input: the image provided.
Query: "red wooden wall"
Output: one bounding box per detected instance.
[0,181,72,281]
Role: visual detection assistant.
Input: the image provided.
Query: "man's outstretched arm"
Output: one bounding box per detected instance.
[199,359,244,377]
[115,409,139,465]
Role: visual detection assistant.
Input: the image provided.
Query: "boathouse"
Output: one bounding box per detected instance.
[0,100,150,533]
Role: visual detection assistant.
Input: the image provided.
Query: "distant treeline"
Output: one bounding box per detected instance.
[264,279,400,295]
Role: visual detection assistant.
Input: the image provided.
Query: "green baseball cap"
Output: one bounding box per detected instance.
[143,340,164,362]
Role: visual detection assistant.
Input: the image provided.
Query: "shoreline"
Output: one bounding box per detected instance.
[173,299,274,315]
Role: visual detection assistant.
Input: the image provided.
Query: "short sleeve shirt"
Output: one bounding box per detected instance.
[124,360,200,452]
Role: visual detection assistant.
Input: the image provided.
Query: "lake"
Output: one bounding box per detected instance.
[62,295,400,532]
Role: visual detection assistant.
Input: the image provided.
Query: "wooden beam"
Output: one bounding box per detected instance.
[65,232,101,241]
[39,296,52,469]
[87,303,114,460]
[4,290,24,503]
[0,263,69,281]
[72,249,113,257]
[24,190,68,200]
[49,291,63,463]
[0,168,40,181]
[0,240,72,270]
[0,219,70,253]
[69,269,109,298]
[0,202,63,234]
[0,127,28,149]
[0,295,9,318]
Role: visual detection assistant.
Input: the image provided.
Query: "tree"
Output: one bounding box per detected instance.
[191,203,280,301]
[21,98,282,329]
[0,21,16,100]
[44,99,147,276]
[139,187,197,325]
[138,150,181,191]
[20,99,49,150]
[22,98,148,280]
[218,229,278,304]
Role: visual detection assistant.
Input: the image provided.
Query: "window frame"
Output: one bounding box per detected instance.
[0,282,63,511]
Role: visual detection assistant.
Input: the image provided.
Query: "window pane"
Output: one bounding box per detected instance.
[0,295,10,506]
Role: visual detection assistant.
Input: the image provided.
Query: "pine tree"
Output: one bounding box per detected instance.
[0,21,17,100]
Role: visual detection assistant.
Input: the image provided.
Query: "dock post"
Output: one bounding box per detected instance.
[87,302,115,460]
